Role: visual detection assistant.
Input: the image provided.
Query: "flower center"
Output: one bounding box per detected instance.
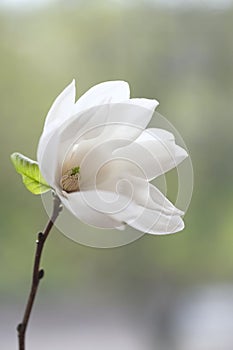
[60,166,80,193]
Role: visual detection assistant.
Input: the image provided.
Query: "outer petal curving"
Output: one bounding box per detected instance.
[73,80,130,115]
[127,98,159,111]
[109,178,184,235]
[44,80,76,129]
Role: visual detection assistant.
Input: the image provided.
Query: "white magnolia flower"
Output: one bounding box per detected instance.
[37,80,188,234]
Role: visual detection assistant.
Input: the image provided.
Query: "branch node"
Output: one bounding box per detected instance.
[17,323,22,333]
[38,269,44,280]
[37,232,44,243]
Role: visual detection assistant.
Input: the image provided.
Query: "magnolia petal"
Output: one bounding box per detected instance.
[37,128,60,189]
[58,163,185,234]
[59,190,126,229]
[44,80,76,129]
[109,181,184,235]
[117,176,183,216]
[73,81,130,115]
[38,80,76,181]
[113,128,188,180]
[38,102,157,190]
[78,139,131,190]
[126,206,184,235]
[148,183,184,215]
[128,98,159,111]
[69,102,156,144]
[99,173,183,216]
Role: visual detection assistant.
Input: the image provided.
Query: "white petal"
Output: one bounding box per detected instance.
[38,102,155,190]
[113,128,188,180]
[61,102,155,150]
[73,80,130,115]
[37,128,57,188]
[109,180,184,235]
[70,102,153,143]
[59,190,126,229]
[128,98,159,111]
[71,102,153,177]
[127,205,184,235]
[78,139,130,190]
[60,180,184,234]
[37,80,76,185]
[148,183,184,215]
[44,80,76,129]
[110,174,183,216]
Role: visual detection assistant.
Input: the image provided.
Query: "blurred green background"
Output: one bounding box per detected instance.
[1,0,233,349]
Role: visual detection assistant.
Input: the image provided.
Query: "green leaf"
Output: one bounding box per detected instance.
[10,152,51,195]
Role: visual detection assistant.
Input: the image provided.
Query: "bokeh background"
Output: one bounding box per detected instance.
[1,0,233,349]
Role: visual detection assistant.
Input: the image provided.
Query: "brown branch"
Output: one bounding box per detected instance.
[17,193,62,350]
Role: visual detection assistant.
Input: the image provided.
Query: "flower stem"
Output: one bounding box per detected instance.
[17,194,62,350]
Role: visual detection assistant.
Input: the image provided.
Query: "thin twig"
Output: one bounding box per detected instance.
[17,194,62,350]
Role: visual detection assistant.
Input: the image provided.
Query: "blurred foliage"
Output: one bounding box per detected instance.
[1,1,233,298]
